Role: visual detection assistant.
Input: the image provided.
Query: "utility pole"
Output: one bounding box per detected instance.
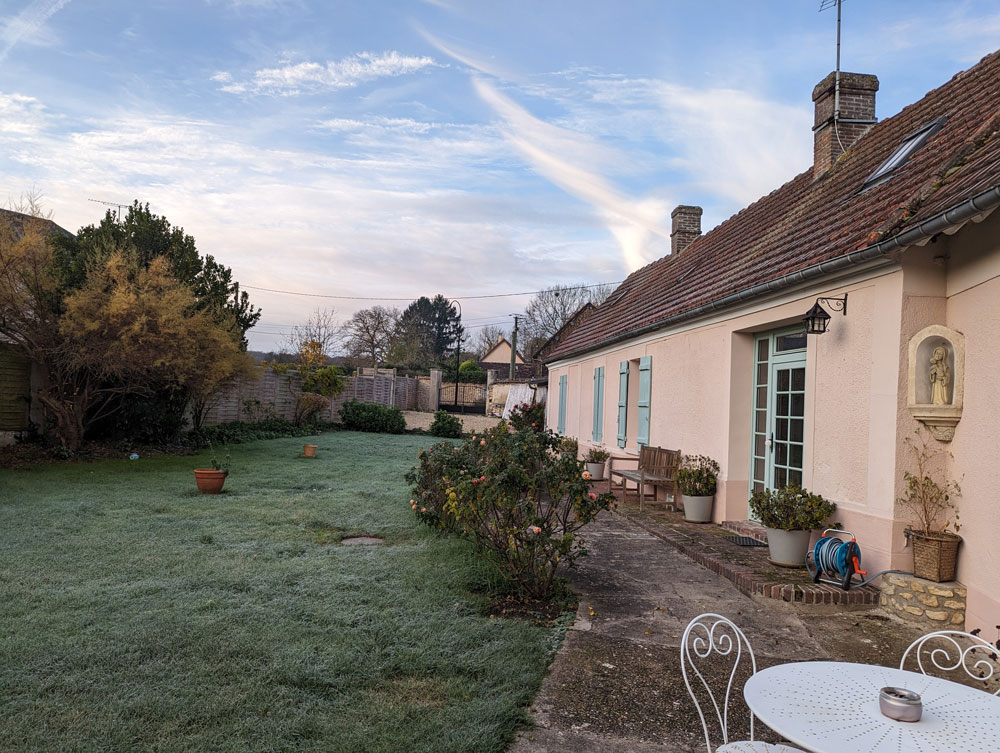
[449,299,463,412]
[509,315,520,380]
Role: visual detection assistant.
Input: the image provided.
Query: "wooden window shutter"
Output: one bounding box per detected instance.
[637,356,652,447]
[617,361,628,448]
[557,375,567,435]
[592,366,604,443]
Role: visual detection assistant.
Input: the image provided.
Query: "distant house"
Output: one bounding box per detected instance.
[545,52,1000,629]
[479,335,535,380]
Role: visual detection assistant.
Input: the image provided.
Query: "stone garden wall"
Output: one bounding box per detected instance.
[880,573,966,629]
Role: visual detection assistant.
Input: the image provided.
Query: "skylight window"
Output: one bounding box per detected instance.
[862,117,946,190]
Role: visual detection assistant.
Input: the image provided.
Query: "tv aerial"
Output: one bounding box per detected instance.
[87,198,130,220]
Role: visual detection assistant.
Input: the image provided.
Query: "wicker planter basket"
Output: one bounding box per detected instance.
[910,530,962,582]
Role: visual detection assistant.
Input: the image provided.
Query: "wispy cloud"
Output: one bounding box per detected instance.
[422,31,672,271]
[318,116,436,135]
[0,0,72,62]
[0,92,48,134]
[214,51,440,95]
[474,79,671,271]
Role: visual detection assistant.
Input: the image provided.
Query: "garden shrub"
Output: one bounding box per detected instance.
[406,423,616,599]
[748,485,836,531]
[429,409,463,438]
[458,360,487,383]
[507,401,545,432]
[294,392,329,425]
[338,400,406,434]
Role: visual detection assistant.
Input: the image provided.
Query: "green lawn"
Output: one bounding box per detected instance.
[0,432,560,753]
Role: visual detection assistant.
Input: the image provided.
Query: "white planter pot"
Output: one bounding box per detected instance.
[585,461,606,481]
[764,528,812,567]
[682,494,714,523]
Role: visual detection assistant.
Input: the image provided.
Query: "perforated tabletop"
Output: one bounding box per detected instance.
[744,661,1000,753]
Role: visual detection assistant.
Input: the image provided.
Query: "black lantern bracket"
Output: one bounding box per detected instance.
[803,293,848,335]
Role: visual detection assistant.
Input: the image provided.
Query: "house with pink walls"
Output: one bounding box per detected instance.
[544,51,1000,631]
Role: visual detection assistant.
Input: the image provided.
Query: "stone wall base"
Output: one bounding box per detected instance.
[880,573,966,630]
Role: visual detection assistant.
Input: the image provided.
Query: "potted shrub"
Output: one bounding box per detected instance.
[676,455,721,523]
[749,485,836,567]
[584,447,610,481]
[194,444,230,494]
[896,431,962,582]
[559,437,579,458]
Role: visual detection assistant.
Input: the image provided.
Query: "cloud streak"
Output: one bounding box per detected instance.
[0,0,71,62]
[214,51,439,95]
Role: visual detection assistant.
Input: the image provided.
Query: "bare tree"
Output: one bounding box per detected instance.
[343,305,399,366]
[4,187,53,219]
[284,308,341,360]
[520,284,612,354]
[473,325,507,358]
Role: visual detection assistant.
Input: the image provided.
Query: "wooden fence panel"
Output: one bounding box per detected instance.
[199,367,421,427]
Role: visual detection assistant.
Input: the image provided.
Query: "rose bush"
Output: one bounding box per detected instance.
[406,421,615,598]
[507,401,545,432]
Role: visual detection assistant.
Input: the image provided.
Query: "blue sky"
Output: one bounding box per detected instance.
[1,0,998,351]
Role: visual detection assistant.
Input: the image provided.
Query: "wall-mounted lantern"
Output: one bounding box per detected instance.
[803,294,848,335]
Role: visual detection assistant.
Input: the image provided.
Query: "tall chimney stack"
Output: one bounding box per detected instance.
[670,205,702,256]
[812,72,878,178]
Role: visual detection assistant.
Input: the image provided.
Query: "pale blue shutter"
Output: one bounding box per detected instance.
[617,361,628,448]
[557,375,567,435]
[637,356,652,447]
[592,367,604,443]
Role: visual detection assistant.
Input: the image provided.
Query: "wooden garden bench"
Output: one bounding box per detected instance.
[609,445,681,510]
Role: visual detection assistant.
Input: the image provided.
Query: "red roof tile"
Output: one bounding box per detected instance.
[548,50,1000,362]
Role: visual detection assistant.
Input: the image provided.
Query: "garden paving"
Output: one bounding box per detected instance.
[511,510,924,753]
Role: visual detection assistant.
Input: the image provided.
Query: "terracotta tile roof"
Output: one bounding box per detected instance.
[547,49,1000,362]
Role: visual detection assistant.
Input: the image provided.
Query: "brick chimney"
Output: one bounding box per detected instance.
[812,71,878,178]
[670,205,702,255]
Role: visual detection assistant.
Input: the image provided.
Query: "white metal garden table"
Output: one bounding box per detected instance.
[743,661,1000,753]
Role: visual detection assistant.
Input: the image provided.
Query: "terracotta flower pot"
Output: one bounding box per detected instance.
[194,469,227,494]
[303,444,318,458]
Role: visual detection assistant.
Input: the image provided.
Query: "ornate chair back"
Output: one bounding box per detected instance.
[681,613,760,751]
[900,630,1000,695]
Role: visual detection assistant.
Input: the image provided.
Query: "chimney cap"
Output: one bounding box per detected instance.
[671,205,703,219]
[812,71,879,102]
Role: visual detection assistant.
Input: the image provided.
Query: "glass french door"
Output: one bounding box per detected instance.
[750,330,807,501]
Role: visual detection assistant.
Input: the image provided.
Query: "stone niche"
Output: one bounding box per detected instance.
[907,325,965,441]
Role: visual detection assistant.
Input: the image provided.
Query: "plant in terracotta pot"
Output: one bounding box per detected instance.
[194,444,230,494]
[584,447,610,481]
[749,485,836,567]
[896,431,962,582]
[676,455,721,523]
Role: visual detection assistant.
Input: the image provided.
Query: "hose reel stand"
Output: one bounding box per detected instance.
[806,528,907,591]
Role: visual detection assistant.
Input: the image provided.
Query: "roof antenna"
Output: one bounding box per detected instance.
[819,0,846,155]
[88,198,130,221]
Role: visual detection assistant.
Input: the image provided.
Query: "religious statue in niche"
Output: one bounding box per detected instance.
[907,325,964,442]
[929,346,951,405]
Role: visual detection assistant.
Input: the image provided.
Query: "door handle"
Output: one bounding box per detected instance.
[765,432,773,452]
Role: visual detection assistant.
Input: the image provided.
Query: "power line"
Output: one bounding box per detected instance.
[242,281,622,302]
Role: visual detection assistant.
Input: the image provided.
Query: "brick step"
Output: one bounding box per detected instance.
[617,507,880,607]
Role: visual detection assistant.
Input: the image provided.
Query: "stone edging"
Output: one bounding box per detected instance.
[615,508,880,606]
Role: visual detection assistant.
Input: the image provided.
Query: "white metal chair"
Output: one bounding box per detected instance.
[900,629,1000,695]
[681,613,807,753]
